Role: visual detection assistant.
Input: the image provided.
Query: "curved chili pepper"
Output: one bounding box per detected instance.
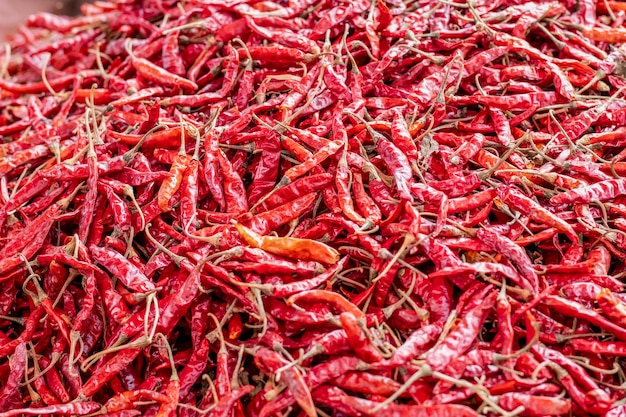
[544,295,626,340]
[551,178,626,205]
[476,228,539,292]
[568,339,626,356]
[90,245,155,293]
[179,158,199,233]
[0,402,102,416]
[383,323,442,368]
[269,258,347,298]
[0,342,27,410]
[497,184,578,244]
[109,126,188,149]
[426,290,497,371]
[245,192,316,234]
[235,223,339,264]
[333,372,402,397]
[257,173,333,212]
[498,393,571,416]
[104,389,169,413]
[281,139,343,185]
[101,183,132,231]
[287,290,363,319]
[157,150,190,212]
[209,385,254,417]
[339,312,383,363]
[154,378,179,417]
[247,134,281,206]
[256,348,315,417]
[130,55,197,92]
[352,170,382,225]
[596,288,626,327]
[217,149,249,214]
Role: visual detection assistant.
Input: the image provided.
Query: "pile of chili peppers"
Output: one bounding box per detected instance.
[6,0,626,416]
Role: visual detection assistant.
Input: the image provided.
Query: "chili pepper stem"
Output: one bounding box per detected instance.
[21,353,58,385]
[51,270,79,309]
[184,228,221,246]
[144,223,186,266]
[478,135,527,181]
[273,349,316,377]
[229,279,272,294]
[382,269,418,318]
[23,350,40,403]
[252,288,268,338]
[205,247,244,264]
[80,335,151,373]
[569,355,621,374]
[372,234,415,284]
[156,333,178,380]
[201,374,219,408]
[68,331,85,375]
[143,292,160,343]
[231,344,246,389]
[370,364,433,412]
[40,53,61,97]
[494,322,541,362]
[0,314,24,325]
[354,219,379,234]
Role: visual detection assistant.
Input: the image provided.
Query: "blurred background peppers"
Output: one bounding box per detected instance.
[0,0,87,37]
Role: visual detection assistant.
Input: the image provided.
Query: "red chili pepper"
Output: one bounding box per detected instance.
[161,31,185,77]
[245,192,316,234]
[0,402,102,416]
[38,356,70,403]
[235,222,339,264]
[551,178,626,205]
[30,367,61,405]
[281,139,343,185]
[287,289,364,320]
[255,348,316,417]
[217,149,249,214]
[351,169,382,225]
[426,290,497,371]
[568,339,626,356]
[100,183,132,231]
[247,134,281,206]
[267,257,347,298]
[596,288,626,327]
[109,126,188,149]
[209,385,254,417]
[90,245,155,293]
[202,129,226,210]
[130,54,197,92]
[107,87,164,108]
[544,295,626,340]
[497,184,578,244]
[157,147,190,212]
[104,389,169,413]
[498,393,571,416]
[377,137,414,202]
[257,173,332,212]
[81,348,143,398]
[476,228,539,292]
[0,342,27,410]
[154,377,179,417]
